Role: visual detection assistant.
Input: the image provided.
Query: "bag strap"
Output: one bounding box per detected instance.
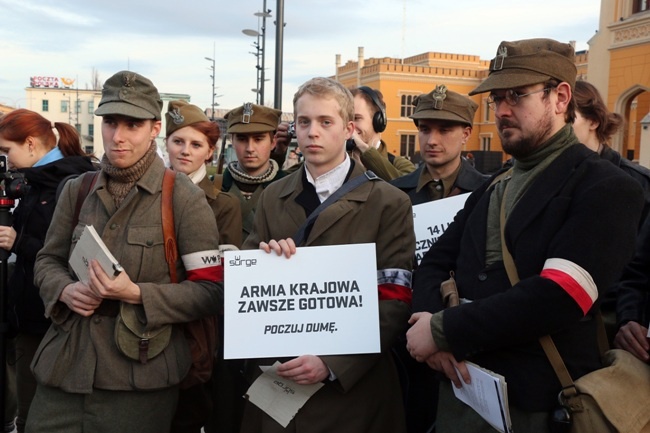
[161,168,178,284]
[499,179,607,396]
[71,171,100,230]
[292,170,380,246]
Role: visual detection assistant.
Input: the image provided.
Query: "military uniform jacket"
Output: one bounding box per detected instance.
[197,175,243,248]
[413,143,644,411]
[214,168,286,242]
[32,157,223,393]
[390,157,489,205]
[241,162,415,433]
[359,140,415,181]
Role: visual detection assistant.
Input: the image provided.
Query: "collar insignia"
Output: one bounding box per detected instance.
[169,108,184,125]
[432,85,447,110]
[242,102,254,124]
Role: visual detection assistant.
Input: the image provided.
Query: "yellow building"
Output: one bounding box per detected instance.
[588,0,650,164]
[334,47,494,161]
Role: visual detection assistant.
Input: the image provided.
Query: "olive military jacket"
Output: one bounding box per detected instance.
[240,162,415,433]
[197,175,242,249]
[32,158,223,393]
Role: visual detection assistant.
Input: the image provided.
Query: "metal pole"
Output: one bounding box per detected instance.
[274,0,284,110]
[260,0,267,105]
[211,58,216,120]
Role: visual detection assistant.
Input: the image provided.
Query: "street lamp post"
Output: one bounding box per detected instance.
[274,0,285,110]
[243,1,272,105]
[205,56,217,120]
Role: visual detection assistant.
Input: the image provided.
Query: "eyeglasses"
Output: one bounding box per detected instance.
[487,88,550,111]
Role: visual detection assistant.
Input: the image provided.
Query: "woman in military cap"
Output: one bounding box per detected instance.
[165,100,242,249]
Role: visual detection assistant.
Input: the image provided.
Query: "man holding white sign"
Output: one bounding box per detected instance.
[390,85,487,432]
[238,77,415,433]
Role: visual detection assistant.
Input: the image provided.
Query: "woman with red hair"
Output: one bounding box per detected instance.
[0,109,95,433]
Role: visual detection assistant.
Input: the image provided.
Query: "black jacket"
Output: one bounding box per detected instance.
[413,143,643,411]
[390,157,488,205]
[7,155,95,335]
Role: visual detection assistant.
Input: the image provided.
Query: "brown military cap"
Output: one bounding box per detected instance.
[95,71,163,120]
[165,100,210,136]
[469,38,577,96]
[410,85,478,126]
[225,103,281,134]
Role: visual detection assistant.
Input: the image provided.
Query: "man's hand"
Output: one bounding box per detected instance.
[276,355,330,385]
[614,321,650,362]
[260,238,296,258]
[425,352,471,388]
[59,281,102,316]
[0,226,17,251]
[349,133,370,153]
[88,260,142,304]
[406,312,439,361]
[273,122,291,157]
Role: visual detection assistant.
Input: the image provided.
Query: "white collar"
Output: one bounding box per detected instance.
[305,154,351,203]
[187,163,207,184]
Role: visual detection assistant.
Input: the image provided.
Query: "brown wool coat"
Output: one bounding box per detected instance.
[240,162,415,433]
[32,158,223,393]
[197,175,242,248]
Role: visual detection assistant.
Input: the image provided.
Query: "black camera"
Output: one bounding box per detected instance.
[286,121,296,142]
[0,155,29,200]
[345,138,356,152]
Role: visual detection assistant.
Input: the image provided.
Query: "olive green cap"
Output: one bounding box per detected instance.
[469,38,577,95]
[225,103,281,134]
[410,85,478,126]
[95,70,163,120]
[165,100,210,136]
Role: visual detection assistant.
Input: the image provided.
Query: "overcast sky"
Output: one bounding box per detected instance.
[0,0,601,113]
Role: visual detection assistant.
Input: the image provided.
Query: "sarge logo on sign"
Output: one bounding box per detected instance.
[229,256,257,267]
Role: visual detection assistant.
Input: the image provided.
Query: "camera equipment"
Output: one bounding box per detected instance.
[286,121,296,142]
[345,138,357,152]
[0,155,29,199]
[0,154,15,429]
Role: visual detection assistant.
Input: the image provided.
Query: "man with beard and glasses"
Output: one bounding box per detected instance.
[406,38,644,433]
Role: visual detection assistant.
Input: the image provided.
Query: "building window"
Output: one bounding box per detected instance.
[481,135,492,151]
[400,134,416,157]
[75,123,81,133]
[88,101,94,114]
[42,100,49,112]
[400,94,418,118]
[484,100,491,122]
[88,124,94,136]
[61,100,68,113]
[75,100,82,114]
[84,146,94,154]
[633,0,649,13]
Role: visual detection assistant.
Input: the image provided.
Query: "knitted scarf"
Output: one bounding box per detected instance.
[227,159,279,186]
[100,142,158,208]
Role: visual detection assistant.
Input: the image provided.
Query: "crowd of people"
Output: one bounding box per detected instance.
[1,36,649,433]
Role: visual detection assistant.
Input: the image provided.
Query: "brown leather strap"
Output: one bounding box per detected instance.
[72,171,99,230]
[162,169,178,283]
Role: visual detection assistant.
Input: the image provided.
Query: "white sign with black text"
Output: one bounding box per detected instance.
[412,193,470,265]
[223,243,380,359]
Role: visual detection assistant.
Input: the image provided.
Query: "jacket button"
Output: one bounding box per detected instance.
[478,273,487,281]
[146,240,153,247]
[110,223,118,230]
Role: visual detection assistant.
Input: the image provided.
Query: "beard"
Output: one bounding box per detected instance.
[497,103,555,159]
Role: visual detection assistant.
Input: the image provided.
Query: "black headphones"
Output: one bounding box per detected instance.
[358,86,387,133]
